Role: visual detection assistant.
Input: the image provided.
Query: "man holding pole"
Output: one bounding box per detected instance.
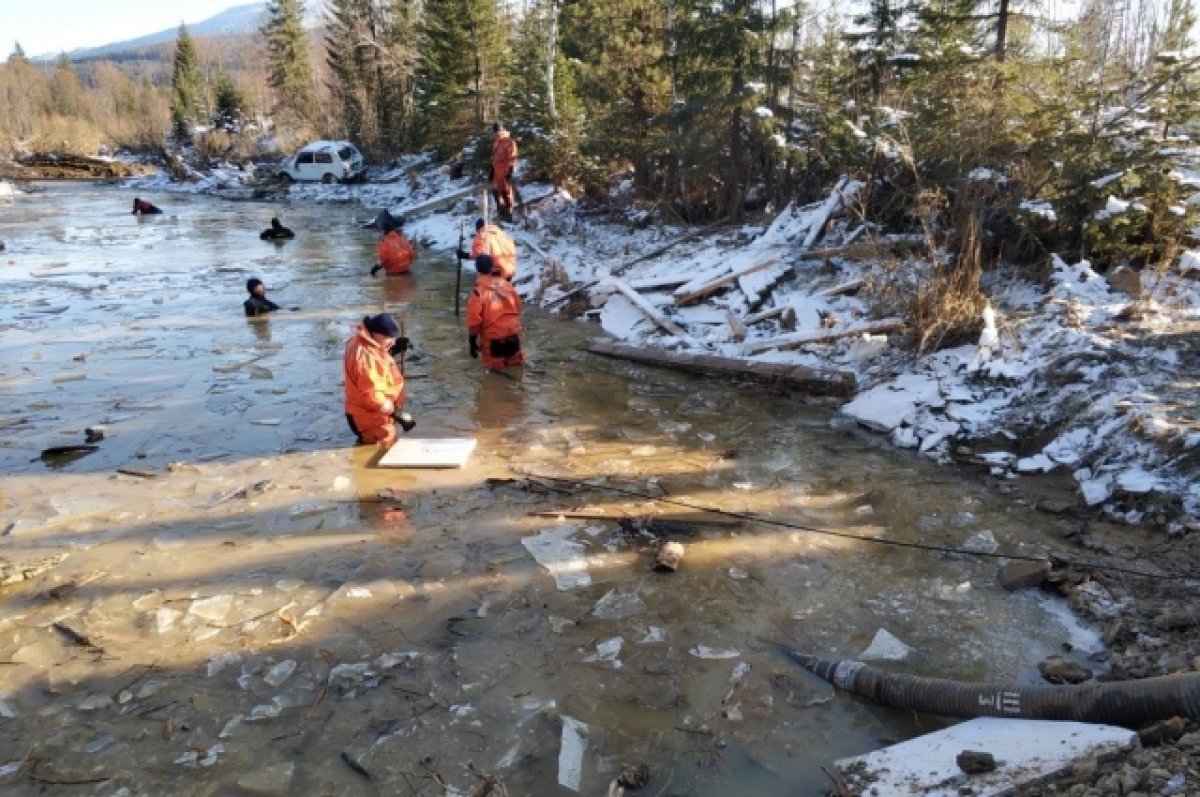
[456,218,517,282]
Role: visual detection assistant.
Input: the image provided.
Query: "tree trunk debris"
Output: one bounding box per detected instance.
[588,340,856,397]
[743,318,905,356]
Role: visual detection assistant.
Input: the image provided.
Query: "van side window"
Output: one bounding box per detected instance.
[316,152,333,164]
[297,152,314,164]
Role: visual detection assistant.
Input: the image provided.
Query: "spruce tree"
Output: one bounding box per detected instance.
[417,0,506,155]
[559,0,670,190]
[170,24,205,142]
[262,0,316,127]
[213,72,247,130]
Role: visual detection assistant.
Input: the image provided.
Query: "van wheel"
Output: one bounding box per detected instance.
[322,173,335,184]
[277,172,293,184]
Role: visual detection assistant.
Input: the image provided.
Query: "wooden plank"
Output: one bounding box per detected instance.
[628,274,690,291]
[546,220,727,308]
[673,257,779,305]
[587,341,856,397]
[738,260,792,307]
[743,318,905,356]
[743,280,865,327]
[726,311,747,342]
[802,176,852,249]
[397,184,478,219]
[609,279,689,338]
[744,305,788,326]
[818,278,865,297]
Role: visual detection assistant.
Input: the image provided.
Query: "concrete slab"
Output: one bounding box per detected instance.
[834,717,1136,796]
[377,437,477,468]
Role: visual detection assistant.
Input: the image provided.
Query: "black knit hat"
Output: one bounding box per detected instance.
[475,254,495,275]
[364,313,402,338]
[246,278,264,294]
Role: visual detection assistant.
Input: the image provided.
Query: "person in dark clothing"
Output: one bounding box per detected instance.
[260,217,295,241]
[132,197,162,215]
[244,278,282,317]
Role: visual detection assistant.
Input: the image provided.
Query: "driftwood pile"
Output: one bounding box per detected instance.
[4,153,153,180]
[578,177,907,395]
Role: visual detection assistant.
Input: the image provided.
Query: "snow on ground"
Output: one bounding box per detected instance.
[119,158,1200,526]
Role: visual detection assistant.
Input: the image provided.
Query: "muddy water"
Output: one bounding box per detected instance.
[0,184,1099,796]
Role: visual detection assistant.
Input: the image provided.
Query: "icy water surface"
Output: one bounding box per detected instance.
[0,184,1099,795]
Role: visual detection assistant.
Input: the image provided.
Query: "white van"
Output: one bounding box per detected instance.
[278,140,365,183]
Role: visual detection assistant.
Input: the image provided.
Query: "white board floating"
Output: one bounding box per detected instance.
[835,717,1136,797]
[378,438,477,469]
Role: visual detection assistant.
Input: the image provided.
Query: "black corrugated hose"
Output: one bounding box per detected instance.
[784,649,1200,726]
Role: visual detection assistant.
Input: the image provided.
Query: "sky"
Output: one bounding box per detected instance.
[0,0,255,57]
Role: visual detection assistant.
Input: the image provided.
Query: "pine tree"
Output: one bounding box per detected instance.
[8,42,28,64]
[50,55,84,119]
[213,72,248,130]
[559,0,670,190]
[666,0,788,218]
[170,24,205,142]
[417,0,506,155]
[262,0,316,127]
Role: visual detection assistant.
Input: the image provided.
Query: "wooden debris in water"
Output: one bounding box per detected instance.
[587,341,856,397]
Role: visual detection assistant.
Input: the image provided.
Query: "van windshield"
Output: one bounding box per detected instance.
[338,147,354,160]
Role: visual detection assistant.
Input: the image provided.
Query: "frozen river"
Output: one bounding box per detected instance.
[0,183,1101,795]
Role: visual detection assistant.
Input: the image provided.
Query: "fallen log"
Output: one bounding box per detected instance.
[802,176,856,249]
[743,318,905,356]
[527,510,740,528]
[608,279,690,339]
[672,257,779,306]
[395,184,478,219]
[587,340,855,397]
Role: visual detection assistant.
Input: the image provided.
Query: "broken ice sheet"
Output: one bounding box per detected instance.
[263,660,297,687]
[690,645,741,660]
[638,626,667,644]
[522,525,591,590]
[188,593,233,623]
[583,636,624,668]
[859,628,914,661]
[558,716,588,792]
[592,589,646,620]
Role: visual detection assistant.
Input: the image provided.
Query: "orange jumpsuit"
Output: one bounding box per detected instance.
[491,131,518,214]
[467,275,524,370]
[377,231,415,275]
[469,224,517,281]
[343,324,405,444]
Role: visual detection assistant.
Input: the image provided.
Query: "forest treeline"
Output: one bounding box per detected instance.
[2,0,1199,279]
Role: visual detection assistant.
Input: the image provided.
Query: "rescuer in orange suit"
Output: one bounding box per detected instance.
[456,218,517,281]
[490,123,518,218]
[343,313,415,446]
[371,228,415,276]
[467,254,524,371]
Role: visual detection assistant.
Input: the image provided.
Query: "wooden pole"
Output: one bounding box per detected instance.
[455,218,465,318]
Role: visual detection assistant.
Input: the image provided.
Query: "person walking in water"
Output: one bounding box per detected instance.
[260,217,295,241]
[343,312,415,446]
[132,197,162,215]
[244,278,281,317]
[467,254,524,371]
[489,123,518,219]
[372,222,416,277]
[457,218,516,281]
